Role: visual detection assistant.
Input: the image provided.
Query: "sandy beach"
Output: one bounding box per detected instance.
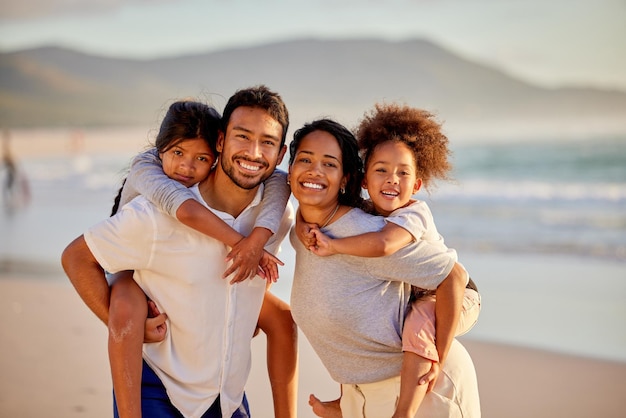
[1,271,625,418]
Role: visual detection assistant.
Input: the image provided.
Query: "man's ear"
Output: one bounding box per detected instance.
[216,131,225,153]
[276,145,287,166]
[413,178,423,194]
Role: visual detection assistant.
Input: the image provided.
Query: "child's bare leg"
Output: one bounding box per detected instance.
[257,291,298,418]
[398,295,438,418]
[393,352,431,418]
[394,287,480,418]
[108,272,147,418]
[309,393,342,418]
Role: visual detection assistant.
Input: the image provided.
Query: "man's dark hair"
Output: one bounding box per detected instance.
[221,85,289,147]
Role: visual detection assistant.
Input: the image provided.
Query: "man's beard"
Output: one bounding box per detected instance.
[220,156,271,190]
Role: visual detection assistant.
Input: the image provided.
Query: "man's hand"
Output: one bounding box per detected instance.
[224,235,265,283]
[144,300,167,343]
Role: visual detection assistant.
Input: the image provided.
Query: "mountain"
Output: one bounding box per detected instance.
[1,38,625,140]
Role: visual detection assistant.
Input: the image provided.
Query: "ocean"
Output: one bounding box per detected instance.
[1,134,625,363]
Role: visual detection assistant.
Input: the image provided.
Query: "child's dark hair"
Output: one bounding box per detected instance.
[110,100,221,216]
[357,103,452,191]
[156,100,221,156]
[289,118,364,209]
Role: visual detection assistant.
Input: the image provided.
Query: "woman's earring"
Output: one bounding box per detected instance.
[340,187,345,194]
[287,177,291,185]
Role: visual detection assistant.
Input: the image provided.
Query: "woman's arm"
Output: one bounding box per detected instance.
[363,232,457,290]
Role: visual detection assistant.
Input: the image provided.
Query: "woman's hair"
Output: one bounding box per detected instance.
[357,103,452,190]
[289,118,364,208]
[221,85,290,147]
[110,100,221,216]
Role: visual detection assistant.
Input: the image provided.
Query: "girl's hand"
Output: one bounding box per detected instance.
[144,300,167,343]
[308,228,337,257]
[225,236,284,284]
[419,361,441,393]
[258,250,283,284]
[295,208,317,248]
[302,225,318,249]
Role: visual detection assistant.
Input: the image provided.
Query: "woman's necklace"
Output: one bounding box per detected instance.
[319,204,340,229]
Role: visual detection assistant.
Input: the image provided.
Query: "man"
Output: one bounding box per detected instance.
[61,85,294,417]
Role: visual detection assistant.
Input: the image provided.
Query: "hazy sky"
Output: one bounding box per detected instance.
[1,0,625,90]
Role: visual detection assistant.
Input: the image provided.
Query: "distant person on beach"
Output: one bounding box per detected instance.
[299,104,481,417]
[288,118,480,418]
[1,129,30,212]
[62,86,295,418]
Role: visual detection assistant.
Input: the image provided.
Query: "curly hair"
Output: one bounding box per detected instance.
[356,103,452,191]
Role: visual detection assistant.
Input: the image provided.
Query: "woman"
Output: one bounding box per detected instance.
[288,119,480,417]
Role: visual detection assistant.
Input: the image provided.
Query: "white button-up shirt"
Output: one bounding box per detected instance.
[85,184,293,417]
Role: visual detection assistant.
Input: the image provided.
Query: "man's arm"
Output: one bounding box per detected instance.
[365,240,457,290]
[61,235,112,325]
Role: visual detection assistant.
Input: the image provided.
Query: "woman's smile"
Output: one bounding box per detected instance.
[301,181,325,190]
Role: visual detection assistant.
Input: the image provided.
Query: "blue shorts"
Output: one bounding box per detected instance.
[113,360,250,418]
